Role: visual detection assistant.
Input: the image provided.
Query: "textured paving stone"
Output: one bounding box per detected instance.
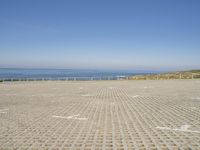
[0,80,200,149]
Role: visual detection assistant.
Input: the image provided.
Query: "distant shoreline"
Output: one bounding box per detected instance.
[129,70,200,80]
[0,68,199,82]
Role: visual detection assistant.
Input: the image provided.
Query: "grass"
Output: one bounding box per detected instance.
[129,70,200,80]
[186,70,200,73]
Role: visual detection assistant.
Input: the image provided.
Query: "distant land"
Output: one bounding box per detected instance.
[129,70,200,80]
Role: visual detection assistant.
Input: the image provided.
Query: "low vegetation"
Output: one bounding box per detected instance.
[129,70,200,80]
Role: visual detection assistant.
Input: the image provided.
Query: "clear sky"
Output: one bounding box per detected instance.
[0,0,200,71]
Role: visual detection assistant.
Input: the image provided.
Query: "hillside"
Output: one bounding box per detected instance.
[129,70,200,80]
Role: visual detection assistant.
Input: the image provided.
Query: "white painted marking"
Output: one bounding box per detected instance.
[76,117,87,120]
[5,94,17,96]
[190,97,200,100]
[81,94,92,97]
[156,125,200,133]
[0,108,9,114]
[30,95,37,97]
[52,114,87,120]
[191,107,197,110]
[0,109,9,111]
[67,114,80,119]
[131,95,141,98]
[52,115,68,119]
[180,125,190,130]
[143,86,154,89]
[108,87,116,89]
[3,89,11,91]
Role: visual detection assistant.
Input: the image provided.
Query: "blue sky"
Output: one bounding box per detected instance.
[0,0,200,71]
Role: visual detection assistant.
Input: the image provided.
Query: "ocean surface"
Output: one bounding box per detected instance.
[0,68,153,80]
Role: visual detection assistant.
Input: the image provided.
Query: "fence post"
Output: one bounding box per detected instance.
[192,74,194,79]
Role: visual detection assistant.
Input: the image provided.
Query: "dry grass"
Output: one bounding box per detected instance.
[129,70,200,80]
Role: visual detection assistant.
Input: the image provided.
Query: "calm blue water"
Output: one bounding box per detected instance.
[0,68,152,79]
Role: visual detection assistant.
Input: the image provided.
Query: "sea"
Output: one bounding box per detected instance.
[0,68,156,80]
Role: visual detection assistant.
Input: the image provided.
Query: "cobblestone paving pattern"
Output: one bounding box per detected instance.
[0,80,200,150]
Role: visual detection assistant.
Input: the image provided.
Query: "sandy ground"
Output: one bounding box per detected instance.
[0,80,200,150]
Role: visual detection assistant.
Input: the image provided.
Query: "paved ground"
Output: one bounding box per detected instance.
[0,80,200,150]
